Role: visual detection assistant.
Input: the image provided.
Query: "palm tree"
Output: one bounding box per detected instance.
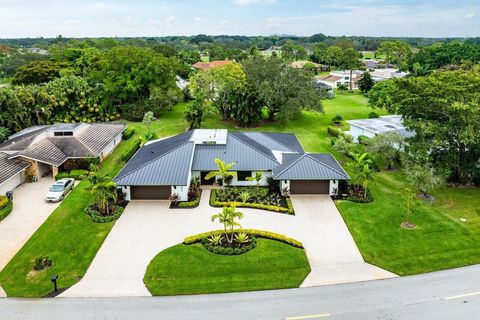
[211,205,243,244]
[205,158,237,193]
[348,152,375,199]
[91,181,118,215]
[246,171,263,192]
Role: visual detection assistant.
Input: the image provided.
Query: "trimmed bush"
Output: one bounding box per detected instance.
[0,198,13,221]
[210,190,294,215]
[0,195,8,209]
[121,138,141,163]
[122,127,135,140]
[368,112,380,119]
[185,229,303,248]
[327,126,342,138]
[55,171,70,181]
[69,169,89,180]
[202,237,257,255]
[84,204,124,223]
[177,195,201,208]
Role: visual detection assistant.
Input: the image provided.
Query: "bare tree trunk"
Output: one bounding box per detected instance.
[349,69,353,92]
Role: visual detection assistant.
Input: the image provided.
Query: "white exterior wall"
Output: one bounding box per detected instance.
[0,171,25,195]
[172,185,189,201]
[280,179,290,193]
[123,186,131,201]
[100,133,123,160]
[349,125,376,142]
[329,180,339,196]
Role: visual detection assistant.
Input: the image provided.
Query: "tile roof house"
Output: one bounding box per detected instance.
[114,129,349,201]
[316,70,364,90]
[191,60,232,71]
[0,123,126,195]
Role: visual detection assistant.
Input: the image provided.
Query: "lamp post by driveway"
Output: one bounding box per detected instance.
[51,274,58,292]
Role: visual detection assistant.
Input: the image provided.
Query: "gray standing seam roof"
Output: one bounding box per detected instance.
[114,142,195,186]
[0,153,30,185]
[262,132,305,153]
[242,132,301,153]
[273,153,349,180]
[191,133,280,171]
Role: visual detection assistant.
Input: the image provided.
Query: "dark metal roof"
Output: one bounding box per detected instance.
[192,133,280,171]
[115,142,195,186]
[261,132,305,154]
[0,153,30,185]
[242,132,300,153]
[228,132,278,162]
[273,153,349,180]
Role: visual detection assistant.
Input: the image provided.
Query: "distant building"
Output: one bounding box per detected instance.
[290,60,328,72]
[346,115,415,142]
[316,70,364,90]
[261,46,282,56]
[363,59,380,69]
[370,68,408,82]
[26,47,49,55]
[191,60,232,71]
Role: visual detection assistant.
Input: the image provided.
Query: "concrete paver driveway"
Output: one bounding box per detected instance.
[62,190,395,297]
[0,178,61,297]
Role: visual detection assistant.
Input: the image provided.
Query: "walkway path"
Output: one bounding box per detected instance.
[0,179,60,297]
[61,190,395,297]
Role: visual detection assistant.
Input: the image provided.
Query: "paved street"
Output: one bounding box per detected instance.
[1,264,479,319]
[61,191,394,297]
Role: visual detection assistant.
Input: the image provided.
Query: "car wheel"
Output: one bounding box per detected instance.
[61,195,65,201]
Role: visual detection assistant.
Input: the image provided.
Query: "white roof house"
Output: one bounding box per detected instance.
[346,115,415,142]
[370,68,408,82]
[316,70,364,90]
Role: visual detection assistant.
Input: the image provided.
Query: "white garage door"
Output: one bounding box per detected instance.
[0,172,24,196]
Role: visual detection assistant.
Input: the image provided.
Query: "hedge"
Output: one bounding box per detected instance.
[55,172,71,181]
[121,138,141,163]
[210,190,294,215]
[0,198,13,221]
[184,229,303,248]
[84,204,124,223]
[177,192,202,208]
[70,169,89,180]
[122,127,135,140]
[201,237,257,255]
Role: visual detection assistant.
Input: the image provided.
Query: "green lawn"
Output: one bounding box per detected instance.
[2,91,479,296]
[144,239,311,296]
[0,136,140,297]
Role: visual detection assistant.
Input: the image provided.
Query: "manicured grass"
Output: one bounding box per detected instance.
[144,239,311,296]
[0,136,141,297]
[337,171,480,275]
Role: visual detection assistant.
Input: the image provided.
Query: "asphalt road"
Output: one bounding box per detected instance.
[1,265,479,320]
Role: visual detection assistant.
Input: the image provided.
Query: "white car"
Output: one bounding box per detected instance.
[45,178,75,202]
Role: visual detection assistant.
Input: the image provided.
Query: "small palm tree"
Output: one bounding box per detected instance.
[211,205,243,244]
[246,171,263,191]
[239,191,251,204]
[205,158,237,194]
[91,181,118,215]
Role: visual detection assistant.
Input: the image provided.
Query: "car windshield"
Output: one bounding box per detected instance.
[49,185,65,192]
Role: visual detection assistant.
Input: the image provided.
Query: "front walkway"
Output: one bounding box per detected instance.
[0,178,61,297]
[62,190,396,297]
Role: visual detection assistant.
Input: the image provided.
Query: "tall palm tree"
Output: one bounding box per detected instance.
[211,205,243,244]
[205,158,237,193]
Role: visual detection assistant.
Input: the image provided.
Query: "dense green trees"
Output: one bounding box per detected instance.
[12,60,70,85]
[370,68,480,184]
[338,48,363,92]
[377,40,412,69]
[410,42,480,72]
[358,72,374,93]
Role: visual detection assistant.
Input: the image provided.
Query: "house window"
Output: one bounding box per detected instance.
[237,171,251,181]
[54,131,73,136]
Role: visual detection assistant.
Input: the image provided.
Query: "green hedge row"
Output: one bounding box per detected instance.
[178,194,201,208]
[184,229,303,248]
[122,127,135,140]
[55,169,89,181]
[84,204,124,223]
[202,237,257,255]
[0,198,13,221]
[210,190,294,215]
[121,138,141,163]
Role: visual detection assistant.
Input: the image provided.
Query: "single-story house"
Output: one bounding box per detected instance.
[191,60,232,71]
[114,129,349,201]
[0,122,126,195]
[363,59,380,69]
[346,115,415,142]
[316,70,364,90]
[370,68,408,82]
[291,61,328,72]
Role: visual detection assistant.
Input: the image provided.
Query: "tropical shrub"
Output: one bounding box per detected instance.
[331,114,344,126]
[33,256,53,271]
[85,204,124,223]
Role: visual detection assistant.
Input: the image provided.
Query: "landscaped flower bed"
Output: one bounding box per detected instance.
[210,187,294,214]
[201,232,257,255]
[85,204,125,223]
[0,196,13,221]
[171,190,202,209]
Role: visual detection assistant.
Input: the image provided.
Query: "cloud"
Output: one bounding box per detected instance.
[232,0,277,6]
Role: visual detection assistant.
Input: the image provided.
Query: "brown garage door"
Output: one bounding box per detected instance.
[130,186,171,200]
[290,180,330,195]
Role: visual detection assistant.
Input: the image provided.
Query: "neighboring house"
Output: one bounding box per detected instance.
[316,70,364,90]
[25,47,50,55]
[261,46,282,56]
[363,59,380,69]
[0,123,126,195]
[346,115,415,142]
[290,60,328,72]
[114,129,349,201]
[370,68,408,82]
[175,75,189,90]
[191,60,232,71]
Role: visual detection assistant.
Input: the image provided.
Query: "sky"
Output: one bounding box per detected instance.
[0,0,479,38]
